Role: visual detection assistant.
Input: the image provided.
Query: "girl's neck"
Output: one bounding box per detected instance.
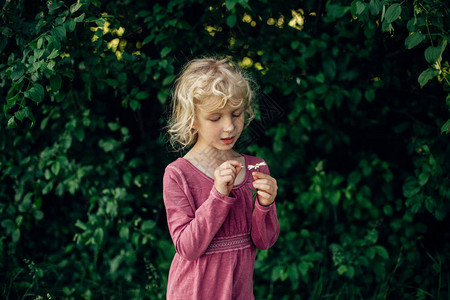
[184,144,241,168]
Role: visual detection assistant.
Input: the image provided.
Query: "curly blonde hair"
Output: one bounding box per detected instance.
[167,57,256,151]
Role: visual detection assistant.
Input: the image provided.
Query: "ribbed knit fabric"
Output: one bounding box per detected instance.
[163,154,280,300]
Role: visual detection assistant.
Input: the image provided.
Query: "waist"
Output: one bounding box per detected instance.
[204,233,253,255]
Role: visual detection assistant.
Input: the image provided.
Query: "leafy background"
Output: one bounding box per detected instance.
[1,0,449,299]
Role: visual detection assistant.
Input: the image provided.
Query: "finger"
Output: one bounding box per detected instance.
[220,169,236,178]
[257,190,272,200]
[252,171,271,179]
[253,178,276,188]
[224,175,234,185]
[227,160,242,167]
[253,182,272,192]
[227,160,243,173]
[235,164,242,175]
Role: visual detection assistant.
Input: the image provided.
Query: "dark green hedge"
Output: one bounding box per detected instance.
[1,0,449,299]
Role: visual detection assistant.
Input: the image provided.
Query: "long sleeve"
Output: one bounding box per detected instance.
[251,200,279,249]
[250,162,280,250]
[163,166,235,261]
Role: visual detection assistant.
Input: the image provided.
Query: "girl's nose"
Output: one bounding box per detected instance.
[223,117,235,133]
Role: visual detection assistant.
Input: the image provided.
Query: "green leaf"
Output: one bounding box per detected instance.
[1,219,15,233]
[345,265,355,278]
[24,83,45,103]
[47,48,59,59]
[110,254,122,274]
[327,4,350,19]
[141,220,156,231]
[355,2,366,15]
[160,47,171,58]
[403,178,421,198]
[384,3,401,24]
[162,75,176,86]
[225,0,238,10]
[14,107,35,123]
[10,66,25,81]
[424,46,442,64]
[50,74,62,91]
[157,89,169,104]
[337,265,347,275]
[369,0,382,15]
[52,25,66,40]
[441,119,450,134]
[34,48,45,60]
[47,0,64,12]
[300,114,311,131]
[74,12,85,22]
[65,19,76,32]
[51,161,61,175]
[136,91,149,100]
[123,172,132,187]
[119,226,129,239]
[70,1,82,14]
[12,228,21,243]
[330,190,341,206]
[271,264,283,281]
[405,32,425,50]
[298,261,311,276]
[302,252,324,262]
[105,78,119,87]
[93,227,104,245]
[418,68,439,88]
[74,126,85,141]
[418,173,430,186]
[75,219,87,231]
[365,89,375,102]
[98,139,116,152]
[37,37,44,49]
[42,181,53,195]
[227,14,237,28]
[287,265,299,284]
[129,100,140,111]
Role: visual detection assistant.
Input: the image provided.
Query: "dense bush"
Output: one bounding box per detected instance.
[1,0,449,299]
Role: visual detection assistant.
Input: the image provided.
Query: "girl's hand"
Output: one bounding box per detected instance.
[252,172,278,206]
[214,160,242,196]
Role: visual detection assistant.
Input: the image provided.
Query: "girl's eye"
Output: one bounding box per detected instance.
[210,118,220,122]
[232,113,242,118]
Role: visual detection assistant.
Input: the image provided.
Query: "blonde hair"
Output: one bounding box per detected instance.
[167,57,256,151]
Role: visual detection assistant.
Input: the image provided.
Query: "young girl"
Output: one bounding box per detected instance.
[163,58,279,299]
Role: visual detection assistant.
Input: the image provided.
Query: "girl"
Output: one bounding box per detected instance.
[163,58,279,299]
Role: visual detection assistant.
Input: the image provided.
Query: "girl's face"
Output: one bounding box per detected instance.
[194,101,245,153]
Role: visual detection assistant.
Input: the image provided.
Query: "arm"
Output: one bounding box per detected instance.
[250,162,280,250]
[251,200,279,249]
[163,166,235,261]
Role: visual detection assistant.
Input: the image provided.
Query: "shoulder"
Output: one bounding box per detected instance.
[164,158,190,181]
[242,153,264,165]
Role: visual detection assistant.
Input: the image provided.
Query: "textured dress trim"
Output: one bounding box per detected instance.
[204,232,253,255]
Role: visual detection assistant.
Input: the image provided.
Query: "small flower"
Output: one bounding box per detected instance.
[247,162,266,171]
[247,161,266,200]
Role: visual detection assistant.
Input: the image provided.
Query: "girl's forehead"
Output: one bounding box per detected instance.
[196,95,244,113]
[197,103,243,115]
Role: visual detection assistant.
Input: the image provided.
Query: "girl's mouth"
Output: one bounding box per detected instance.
[221,137,235,145]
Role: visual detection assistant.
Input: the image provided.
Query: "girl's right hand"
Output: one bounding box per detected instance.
[213,160,242,196]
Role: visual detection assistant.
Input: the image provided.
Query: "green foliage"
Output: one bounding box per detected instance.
[1,0,449,299]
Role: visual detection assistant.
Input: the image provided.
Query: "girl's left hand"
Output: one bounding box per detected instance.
[252,172,278,206]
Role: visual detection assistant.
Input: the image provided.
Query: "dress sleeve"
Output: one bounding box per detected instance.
[163,166,235,261]
[250,162,280,250]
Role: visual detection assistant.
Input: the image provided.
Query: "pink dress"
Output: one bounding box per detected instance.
[163,154,280,300]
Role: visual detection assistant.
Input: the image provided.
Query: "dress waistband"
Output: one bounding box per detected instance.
[204,233,253,255]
